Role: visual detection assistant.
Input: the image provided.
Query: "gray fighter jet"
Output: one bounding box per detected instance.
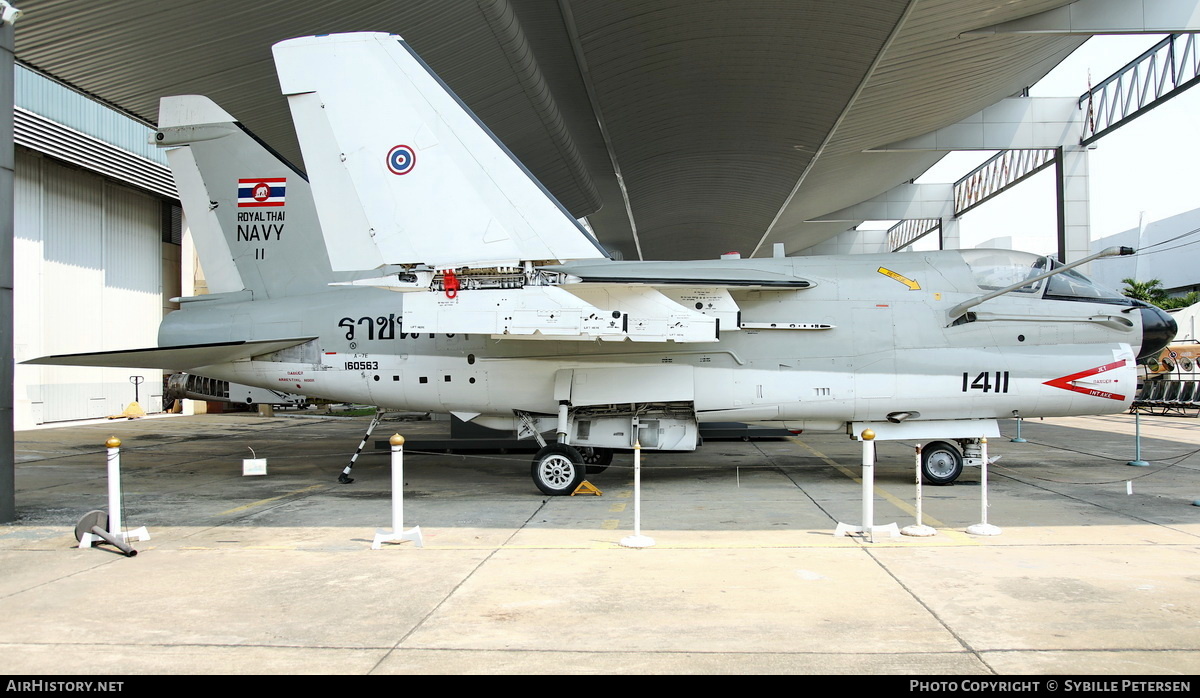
[29,33,1175,495]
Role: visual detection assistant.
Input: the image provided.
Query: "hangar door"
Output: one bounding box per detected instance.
[14,151,167,425]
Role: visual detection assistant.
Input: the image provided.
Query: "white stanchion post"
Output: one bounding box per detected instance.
[967,437,1001,536]
[902,443,936,537]
[107,437,123,536]
[862,433,875,541]
[834,429,898,541]
[620,440,654,548]
[79,437,150,549]
[372,434,424,549]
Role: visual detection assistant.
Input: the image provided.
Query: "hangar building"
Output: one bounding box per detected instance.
[12,66,182,427]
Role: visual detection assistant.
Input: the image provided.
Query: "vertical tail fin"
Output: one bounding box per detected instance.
[271,32,609,271]
[156,96,345,299]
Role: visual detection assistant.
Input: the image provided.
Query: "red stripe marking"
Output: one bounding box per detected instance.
[1043,359,1128,401]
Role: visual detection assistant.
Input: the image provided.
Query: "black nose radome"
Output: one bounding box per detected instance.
[1137,305,1177,363]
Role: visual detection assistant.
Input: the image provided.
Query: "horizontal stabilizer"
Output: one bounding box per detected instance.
[23,337,316,370]
[272,32,609,271]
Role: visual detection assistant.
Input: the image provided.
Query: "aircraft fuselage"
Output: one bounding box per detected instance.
[160,251,1150,432]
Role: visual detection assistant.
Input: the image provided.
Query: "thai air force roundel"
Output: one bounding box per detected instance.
[386,145,416,175]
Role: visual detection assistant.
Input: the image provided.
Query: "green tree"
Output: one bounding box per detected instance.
[1120,279,1198,309]
[1121,278,1168,306]
[1162,291,1200,310]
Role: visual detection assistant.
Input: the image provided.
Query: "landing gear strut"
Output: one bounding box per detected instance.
[339,407,386,484]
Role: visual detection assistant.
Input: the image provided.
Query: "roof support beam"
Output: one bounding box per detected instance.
[810,184,961,253]
[1080,32,1200,143]
[749,0,921,259]
[807,183,954,223]
[888,219,941,252]
[867,97,1081,152]
[558,0,642,260]
[963,0,1200,36]
[954,148,1057,216]
[860,95,1100,262]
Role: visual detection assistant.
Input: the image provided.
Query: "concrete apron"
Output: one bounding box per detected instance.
[2,411,1198,674]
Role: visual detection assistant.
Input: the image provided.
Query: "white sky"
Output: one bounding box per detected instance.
[901,34,1200,255]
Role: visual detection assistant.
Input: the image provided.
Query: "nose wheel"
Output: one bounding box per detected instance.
[921,440,963,485]
[531,444,586,495]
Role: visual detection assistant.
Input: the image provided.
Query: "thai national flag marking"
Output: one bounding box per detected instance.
[238,177,286,207]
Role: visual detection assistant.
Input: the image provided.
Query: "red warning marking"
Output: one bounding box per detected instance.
[1043,359,1129,401]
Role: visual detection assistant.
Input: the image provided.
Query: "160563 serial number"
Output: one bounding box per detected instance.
[345,361,379,370]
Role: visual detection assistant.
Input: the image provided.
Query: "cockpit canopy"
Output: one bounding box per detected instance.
[960,249,1130,305]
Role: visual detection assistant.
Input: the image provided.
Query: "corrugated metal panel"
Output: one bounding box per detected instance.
[14,108,177,199]
[101,181,164,418]
[15,65,167,165]
[13,153,165,425]
[103,182,162,294]
[39,157,105,423]
[13,149,45,425]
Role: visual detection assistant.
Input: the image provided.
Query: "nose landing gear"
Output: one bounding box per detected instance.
[920,440,963,485]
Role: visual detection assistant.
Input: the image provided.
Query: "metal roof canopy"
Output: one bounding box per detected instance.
[13,0,1089,261]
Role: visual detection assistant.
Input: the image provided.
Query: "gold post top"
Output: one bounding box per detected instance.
[981,436,988,444]
[105,436,121,448]
[634,440,641,449]
[389,433,405,446]
[861,428,875,441]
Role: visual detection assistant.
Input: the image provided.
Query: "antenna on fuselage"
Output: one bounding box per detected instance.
[946,246,1134,323]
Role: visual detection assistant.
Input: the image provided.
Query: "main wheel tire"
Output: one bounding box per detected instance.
[580,447,614,474]
[531,444,586,495]
[921,440,963,485]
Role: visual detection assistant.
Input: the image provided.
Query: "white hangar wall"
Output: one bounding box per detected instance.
[11,66,183,429]
[12,148,178,427]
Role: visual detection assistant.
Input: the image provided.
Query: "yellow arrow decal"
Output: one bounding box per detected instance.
[877,267,920,290]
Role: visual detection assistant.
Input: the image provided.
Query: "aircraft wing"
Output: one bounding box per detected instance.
[22,338,317,370]
[272,32,609,272]
[399,261,822,342]
[541,260,814,288]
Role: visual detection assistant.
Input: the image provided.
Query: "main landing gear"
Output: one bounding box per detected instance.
[531,444,586,496]
[579,446,613,474]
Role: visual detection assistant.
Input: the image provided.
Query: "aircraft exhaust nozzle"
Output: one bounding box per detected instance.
[886,411,919,423]
[1137,305,1177,363]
